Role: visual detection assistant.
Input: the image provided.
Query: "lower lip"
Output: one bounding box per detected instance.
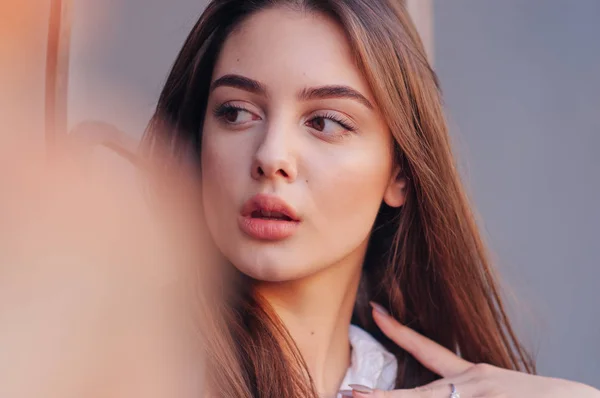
[238,216,300,241]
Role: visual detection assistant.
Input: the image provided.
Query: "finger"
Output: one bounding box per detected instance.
[347,379,476,398]
[370,303,472,378]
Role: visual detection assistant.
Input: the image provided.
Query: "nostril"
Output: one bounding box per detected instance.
[252,164,293,180]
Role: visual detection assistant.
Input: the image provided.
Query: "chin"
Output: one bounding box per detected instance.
[226,244,315,283]
[237,265,296,283]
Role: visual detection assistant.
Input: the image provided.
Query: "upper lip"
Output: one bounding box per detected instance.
[240,194,300,221]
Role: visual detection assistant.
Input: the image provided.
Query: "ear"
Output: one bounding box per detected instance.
[383,166,407,208]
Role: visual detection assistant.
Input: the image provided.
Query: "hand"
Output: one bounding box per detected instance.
[342,303,600,398]
[0,143,206,398]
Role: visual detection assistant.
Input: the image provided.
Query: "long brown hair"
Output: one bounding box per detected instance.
[142,0,535,396]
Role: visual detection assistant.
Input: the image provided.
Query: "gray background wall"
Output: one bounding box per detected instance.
[435,0,599,387]
[68,0,209,137]
[67,0,599,388]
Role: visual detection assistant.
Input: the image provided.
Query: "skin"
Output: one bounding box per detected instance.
[342,306,600,398]
[201,8,405,397]
[200,6,600,398]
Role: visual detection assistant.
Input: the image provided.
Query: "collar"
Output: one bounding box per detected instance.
[338,324,398,393]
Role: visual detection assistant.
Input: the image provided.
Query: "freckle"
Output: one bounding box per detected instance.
[236,58,240,62]
[305,179,309,183]
[311,331,315,336]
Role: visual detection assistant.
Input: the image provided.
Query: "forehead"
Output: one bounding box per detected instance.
[212,7,372,97]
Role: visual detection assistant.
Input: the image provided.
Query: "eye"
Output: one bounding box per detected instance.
[214,103,261,125]
[306,112,357,140]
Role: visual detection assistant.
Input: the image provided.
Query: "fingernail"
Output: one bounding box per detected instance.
[349,384,374,394]
[338,390,354,397]
[369,301,390,317]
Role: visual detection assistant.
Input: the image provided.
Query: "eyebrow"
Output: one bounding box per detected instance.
[210,74,267,96]
[298,86,373,110]
[211,74,373,110]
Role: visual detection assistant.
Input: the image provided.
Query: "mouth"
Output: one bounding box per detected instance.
[240,194,300,222]
[249,209,295,221]
[238,194,300,241]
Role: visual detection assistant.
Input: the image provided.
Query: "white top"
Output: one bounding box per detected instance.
[338,325,398,393]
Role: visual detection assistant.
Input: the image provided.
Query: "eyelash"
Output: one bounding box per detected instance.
[311,111,357,132]
[213,103,249,119]
[213,103,357,133]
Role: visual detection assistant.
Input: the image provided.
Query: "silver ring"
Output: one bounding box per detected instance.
[449,383,460,398]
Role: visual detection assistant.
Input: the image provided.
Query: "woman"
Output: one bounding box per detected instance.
[143,0,600,397]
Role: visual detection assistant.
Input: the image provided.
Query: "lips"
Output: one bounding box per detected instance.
[249,209,293,221]
[240,194,299,221]
[238,194,300,240]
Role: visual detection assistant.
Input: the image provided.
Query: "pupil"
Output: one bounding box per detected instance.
[312,117,325,131]
[224,109,238,122]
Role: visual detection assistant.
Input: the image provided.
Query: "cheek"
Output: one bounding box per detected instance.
[200,133,247,233]
[201,128,249,194]
[308,152,392,244]
[202,132,232,182]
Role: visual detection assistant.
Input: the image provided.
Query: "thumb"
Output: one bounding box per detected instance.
[343,385,429,398]
[340,385,403,398]
[352,389,392,398]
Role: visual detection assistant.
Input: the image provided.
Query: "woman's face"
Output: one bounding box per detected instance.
[201,7,405,282]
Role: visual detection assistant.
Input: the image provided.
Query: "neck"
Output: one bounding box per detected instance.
[255,246,366,398]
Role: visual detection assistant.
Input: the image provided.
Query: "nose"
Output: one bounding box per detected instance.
[251,126,297,182]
